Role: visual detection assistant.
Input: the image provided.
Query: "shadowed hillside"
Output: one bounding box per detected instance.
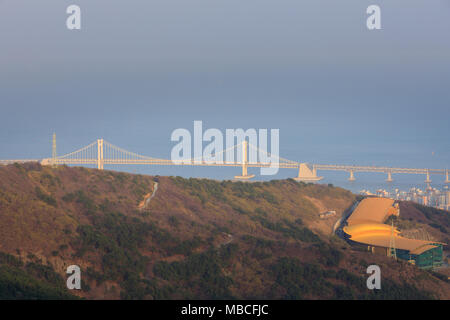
[0,163,448,299]
[395,202,450,247]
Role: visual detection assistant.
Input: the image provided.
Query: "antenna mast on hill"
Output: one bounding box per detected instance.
[52,133,57,167]
[388,219,397,260]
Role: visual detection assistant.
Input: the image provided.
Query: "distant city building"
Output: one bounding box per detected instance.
[359,185,450,211]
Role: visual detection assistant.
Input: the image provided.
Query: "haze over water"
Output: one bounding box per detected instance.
[0,0,449,192]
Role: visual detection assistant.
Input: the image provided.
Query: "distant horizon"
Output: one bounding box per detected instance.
[1,0,449,187]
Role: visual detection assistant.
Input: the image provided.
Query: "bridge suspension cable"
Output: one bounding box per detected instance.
[3,137,447,183]
[248,142,299,167]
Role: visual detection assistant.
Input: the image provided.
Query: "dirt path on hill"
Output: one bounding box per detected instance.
[139,182,158,210]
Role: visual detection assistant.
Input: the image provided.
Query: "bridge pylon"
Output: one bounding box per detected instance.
[348,170,356,182]
[52,133,57,167]
[386,171,393,182]
[234,140,255,180]
[424,170,431,184]
[97,139,104,170]
[445,170,449,184]
[294,163,323,182]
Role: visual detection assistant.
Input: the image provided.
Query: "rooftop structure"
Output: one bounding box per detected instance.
[346,198,399,226]
[343,197,445,269]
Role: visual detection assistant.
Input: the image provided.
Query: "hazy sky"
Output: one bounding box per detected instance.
[0,0,449,182]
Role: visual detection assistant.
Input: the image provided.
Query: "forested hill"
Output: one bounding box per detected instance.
[0,163,448,299]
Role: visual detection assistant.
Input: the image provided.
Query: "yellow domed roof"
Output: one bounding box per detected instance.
[347,198,398,226]
[344,198,445,254]
[344,223,400,239]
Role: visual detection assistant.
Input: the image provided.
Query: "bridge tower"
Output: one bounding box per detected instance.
[386,171,393,182]
[234,140,255,180]
[425,170,432,184]
[294,163,323,182]
[52,133,57,167]
[97,139,104,170]
[445,170,449,184]
[348,170,356,182]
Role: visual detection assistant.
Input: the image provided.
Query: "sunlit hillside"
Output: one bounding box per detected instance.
[0,163,448,299]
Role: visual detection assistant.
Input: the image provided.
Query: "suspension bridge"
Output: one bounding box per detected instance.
[1,138,449,183]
